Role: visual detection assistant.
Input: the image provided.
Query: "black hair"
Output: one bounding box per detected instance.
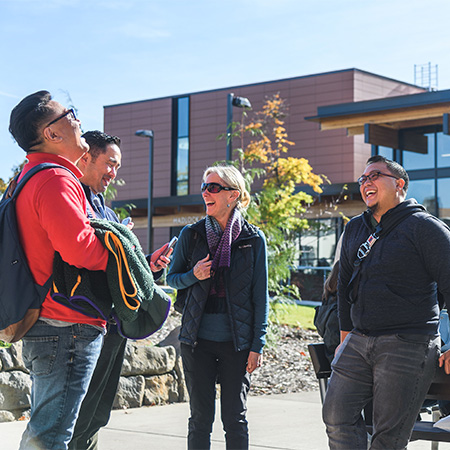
[9,90,55,152]
[82,130,121,161]
[322,261,339,302]
[366,155,409,193]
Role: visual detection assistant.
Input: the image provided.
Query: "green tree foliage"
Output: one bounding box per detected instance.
[223,94,324,300]
[104,178,136,220]
[0,161,26,195]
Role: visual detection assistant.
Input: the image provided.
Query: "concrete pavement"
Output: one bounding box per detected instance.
[2,391,450,449]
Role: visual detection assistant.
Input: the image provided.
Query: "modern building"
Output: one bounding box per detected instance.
[308,88,450,223]
[104,68,426,266]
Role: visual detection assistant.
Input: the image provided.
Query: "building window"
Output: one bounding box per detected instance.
[172,96,190,196]
[377,146,393,160]
[402,133,435,171]
[437,132,450,168]
[407,179,436,215]
[437,178,450,226]
[298,218,339,267]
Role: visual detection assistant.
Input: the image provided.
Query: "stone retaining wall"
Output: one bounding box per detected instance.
[0,337,188,423]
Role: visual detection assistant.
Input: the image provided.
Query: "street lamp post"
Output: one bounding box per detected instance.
[226,93,252,161]
[135,129,154,254]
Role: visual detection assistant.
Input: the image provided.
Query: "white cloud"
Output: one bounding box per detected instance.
[0,91,20,99]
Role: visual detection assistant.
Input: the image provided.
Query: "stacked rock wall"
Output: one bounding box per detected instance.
[0,339,187,423]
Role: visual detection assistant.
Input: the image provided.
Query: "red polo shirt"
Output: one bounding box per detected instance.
[16,152,109,327]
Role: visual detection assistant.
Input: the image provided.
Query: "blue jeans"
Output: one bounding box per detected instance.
[19,320,104,450]
[181,340,251,450]
[323,331,439,450]
[69,331,127,450]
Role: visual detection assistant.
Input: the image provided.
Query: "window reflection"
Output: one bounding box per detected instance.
[377,146,393,159]
[438,178,450,226]
[403,133,434,170]
[174,97,189,196]
[298,219,337,267]
[407,179,436,215]
[437,133,450,168]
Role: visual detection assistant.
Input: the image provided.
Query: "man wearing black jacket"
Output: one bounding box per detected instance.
[323,155,450,449]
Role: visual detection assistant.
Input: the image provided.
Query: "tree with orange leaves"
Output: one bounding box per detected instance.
[221,94,325,300]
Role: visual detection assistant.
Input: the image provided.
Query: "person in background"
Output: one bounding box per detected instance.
[69,130,172,450]
[314,261,340,365]
[9,91,110,450]
[323,155,450,449]
[167,164,269,450]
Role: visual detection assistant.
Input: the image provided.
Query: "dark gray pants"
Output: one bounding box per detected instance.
[181,339,251,450]
[323,331,440,450]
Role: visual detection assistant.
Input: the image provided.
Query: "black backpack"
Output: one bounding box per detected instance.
[0,163,73,343]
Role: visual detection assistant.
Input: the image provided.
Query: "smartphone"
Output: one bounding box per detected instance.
[121,217,132,226]
[163,236,178,256]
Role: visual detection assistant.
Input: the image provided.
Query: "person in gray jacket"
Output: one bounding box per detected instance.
[167,164,269,450]
[323,155,450,449]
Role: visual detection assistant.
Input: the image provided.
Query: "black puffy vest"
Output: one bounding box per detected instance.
[178,218,260,351]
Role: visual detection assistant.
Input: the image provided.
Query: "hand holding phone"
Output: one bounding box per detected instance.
[163,236,178,256]
[149,236,178,272]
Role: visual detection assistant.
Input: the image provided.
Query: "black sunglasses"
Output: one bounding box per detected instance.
[46,108,77,127]
[201,182,238,194]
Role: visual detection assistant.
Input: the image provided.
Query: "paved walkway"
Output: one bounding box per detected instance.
[2,391,450,449]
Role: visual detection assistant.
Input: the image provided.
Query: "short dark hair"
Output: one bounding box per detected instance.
[366,155,409,193]
[9,90,55,152]
[82,131,121,161]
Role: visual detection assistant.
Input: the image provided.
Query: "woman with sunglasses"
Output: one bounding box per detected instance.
[167,164,269,450]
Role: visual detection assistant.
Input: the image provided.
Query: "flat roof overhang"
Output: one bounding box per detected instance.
[306,89,450,153]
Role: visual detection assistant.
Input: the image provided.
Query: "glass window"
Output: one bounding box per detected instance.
[177,137,189,196]
[177,97,189,138]
[377,146,393,159]
[407,179,436,215]
[299,219,337,267]
[402,133,434,170]
[437,132,450,168]
[172,96,190,196]
[438,178,450,225]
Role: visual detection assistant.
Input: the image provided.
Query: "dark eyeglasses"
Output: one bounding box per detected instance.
[201,182,238,194]
[46,108,77,127]
[357,171,398,186]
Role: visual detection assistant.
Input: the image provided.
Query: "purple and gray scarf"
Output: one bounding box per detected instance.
[205,207,242,298]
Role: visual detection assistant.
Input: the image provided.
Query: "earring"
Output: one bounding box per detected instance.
[227,204,230,208]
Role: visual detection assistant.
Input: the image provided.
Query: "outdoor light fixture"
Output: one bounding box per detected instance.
[135,129,154,253]
[226,93,252,161]
[231,95,252,109]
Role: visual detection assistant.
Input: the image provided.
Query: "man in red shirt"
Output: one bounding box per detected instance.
[9,91,110,450]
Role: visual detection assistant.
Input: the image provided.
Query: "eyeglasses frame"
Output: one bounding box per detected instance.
[45,108,77,128]
[357,171,399,186]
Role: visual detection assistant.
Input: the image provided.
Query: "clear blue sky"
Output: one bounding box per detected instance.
[1,0,450,180]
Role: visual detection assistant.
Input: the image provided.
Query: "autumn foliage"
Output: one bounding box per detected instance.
[224,94,324,299]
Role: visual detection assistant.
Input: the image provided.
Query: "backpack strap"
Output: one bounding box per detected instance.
[6,163,76,200]
[4,163,78,292]
[346,207,422,305]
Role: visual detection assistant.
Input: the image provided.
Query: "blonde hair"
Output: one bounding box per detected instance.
[203,165,251,210]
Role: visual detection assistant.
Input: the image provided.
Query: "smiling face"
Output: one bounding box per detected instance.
[359,161,406,221]
[79,143,121,194]
[43,100,89,162]
[202,172,239,229]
